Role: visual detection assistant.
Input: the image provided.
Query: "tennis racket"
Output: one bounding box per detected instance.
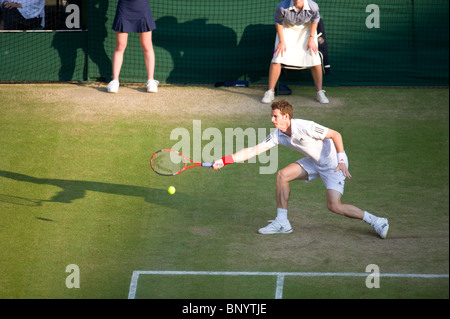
[150,149,213,176]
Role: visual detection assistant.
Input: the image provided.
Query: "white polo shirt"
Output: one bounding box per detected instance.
[263,119,338,168]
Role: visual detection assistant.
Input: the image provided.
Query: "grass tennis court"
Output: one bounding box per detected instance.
[0,84,448,299]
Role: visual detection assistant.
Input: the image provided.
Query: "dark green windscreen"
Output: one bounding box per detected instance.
[0,0,448,86]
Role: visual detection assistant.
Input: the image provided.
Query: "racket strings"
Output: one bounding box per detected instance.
[152,151,185,175]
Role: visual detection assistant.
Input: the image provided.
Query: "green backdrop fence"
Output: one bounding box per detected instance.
[0,0,448,86]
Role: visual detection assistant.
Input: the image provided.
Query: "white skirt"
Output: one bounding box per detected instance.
[271,21,321,67]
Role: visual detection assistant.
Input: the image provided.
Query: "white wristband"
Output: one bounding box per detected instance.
[337,152,347,164]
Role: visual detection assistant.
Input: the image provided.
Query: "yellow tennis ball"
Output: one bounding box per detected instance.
[168,186,176,195]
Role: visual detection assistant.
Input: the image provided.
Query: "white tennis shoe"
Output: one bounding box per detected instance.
[316,89,329,104]
[147,79,159,93]
[258,220,293,234]
[372,217,389,239]
[107,79,119,93]
[261,90,275,104]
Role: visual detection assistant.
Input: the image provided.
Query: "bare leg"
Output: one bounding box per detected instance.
[258,162,307,234]
[276,163,308,209]
[268,63,282,92]
[139,31,155,81]
[112,32,128,81]
[326,189,364,219]
[310,64,323,91]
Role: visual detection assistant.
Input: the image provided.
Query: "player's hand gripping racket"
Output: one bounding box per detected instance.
[150,149,213,176]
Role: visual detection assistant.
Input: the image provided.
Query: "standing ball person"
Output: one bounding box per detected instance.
[107,0,159,93]
[213,100,389,239]
[262,0,329,104]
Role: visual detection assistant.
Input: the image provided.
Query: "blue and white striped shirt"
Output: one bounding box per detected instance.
[274,0,321,25]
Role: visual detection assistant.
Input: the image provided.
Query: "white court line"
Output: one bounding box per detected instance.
[128,270,449,299]
[275,274,285,299]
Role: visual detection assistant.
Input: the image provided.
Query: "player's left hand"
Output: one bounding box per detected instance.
[335,163,352,179]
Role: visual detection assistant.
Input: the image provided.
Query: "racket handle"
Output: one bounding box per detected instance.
[202,163,214,167]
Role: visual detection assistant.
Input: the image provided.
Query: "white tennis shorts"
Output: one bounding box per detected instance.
[297,157,346,195]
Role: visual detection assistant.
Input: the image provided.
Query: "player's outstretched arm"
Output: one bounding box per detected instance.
[212,143,270,170]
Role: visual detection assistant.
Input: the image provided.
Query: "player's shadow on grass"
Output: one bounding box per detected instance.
[0,170,190,208]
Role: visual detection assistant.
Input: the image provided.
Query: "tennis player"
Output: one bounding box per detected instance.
[262,0,329,104]
[213,100,389,239]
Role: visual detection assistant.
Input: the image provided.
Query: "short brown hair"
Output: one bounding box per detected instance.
[271,99,294,119]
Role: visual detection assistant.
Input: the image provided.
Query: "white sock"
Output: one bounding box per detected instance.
[275,208,288,223]
[363,211,378,225]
